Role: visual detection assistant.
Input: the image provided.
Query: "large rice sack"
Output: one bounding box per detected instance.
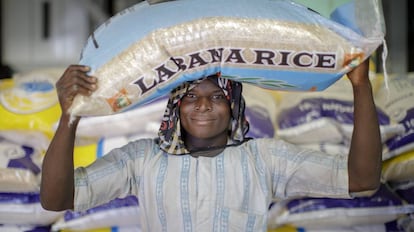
[273,75,403,145]
[0,69,63,150]
[0,192,64,226]
[274,96,402,144]
[70,0,385,117]
[267,185,414,230]
[52,196,140,231]
[272,221,406,232]
[0,137,42,193]
[376,73,414,160]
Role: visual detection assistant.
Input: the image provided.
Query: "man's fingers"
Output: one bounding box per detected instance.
[72,76,97,95]
[59,66,97,96]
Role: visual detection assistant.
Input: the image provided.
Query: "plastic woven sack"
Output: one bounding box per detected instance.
[69,0,385,117]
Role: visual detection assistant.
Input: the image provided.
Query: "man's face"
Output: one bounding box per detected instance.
[179,79,231,147]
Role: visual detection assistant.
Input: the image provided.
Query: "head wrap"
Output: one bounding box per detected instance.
[158,73,249,155]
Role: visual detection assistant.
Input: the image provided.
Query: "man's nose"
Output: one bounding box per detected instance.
[195,96,212,111]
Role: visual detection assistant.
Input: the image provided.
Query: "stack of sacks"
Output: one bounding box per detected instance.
[51,82,279,231]
[376,74,414,181]
[388,181,414,232]
[270,68,414,230]
[267,184,414,231]
[375,73,414,230]
[0,70,65,230]
[274,65,403,154]
[243,84,278,139]
[0,139,64,229]
[52,195,141,231]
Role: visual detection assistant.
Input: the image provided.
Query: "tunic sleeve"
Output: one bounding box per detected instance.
[257,138,351,200]
[73,138,157,211]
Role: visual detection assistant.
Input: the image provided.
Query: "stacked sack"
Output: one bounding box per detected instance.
[267,67,414,231]
[377,73,414,232]
[0,69,65,231]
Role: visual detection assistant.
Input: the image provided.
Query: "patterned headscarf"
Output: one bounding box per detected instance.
[158,73,249,155]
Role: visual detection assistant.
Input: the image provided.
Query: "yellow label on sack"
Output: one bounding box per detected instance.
[0,78,61,140]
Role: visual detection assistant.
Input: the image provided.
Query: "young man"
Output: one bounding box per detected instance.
[40,59,382,231]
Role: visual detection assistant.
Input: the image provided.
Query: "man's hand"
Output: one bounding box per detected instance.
[55,65,97,119]
[347,58,370,87]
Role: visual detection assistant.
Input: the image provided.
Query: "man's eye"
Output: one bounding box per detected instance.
[211,94,226,100]
[183,93,197,100]
[185,93,196,98]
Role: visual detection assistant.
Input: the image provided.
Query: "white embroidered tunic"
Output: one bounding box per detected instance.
[74,138,349,232]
